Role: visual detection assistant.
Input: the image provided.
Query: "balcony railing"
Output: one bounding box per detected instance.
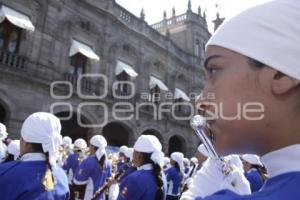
[64,73,94,94]
[0,50,26,70]
[112,89,135,103]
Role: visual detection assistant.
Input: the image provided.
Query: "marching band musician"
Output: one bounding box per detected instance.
[181,145,209,193]
[0,112,69,199]
[194,144,209,170]
[108,147,137,200]
[183,158,190,176]
[73,135,112,200]
[241,154,266,193]
[190,0,300,199]
[63,138,87,199]
[0,122,8,163]
[119,147,137,183]
[165,152,184,200]
[58,136,73,166]
[163,157,171,170]
[117,135,166,200]
[117,145,128,174]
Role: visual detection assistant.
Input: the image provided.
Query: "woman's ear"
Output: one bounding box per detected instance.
[271,71,300,95]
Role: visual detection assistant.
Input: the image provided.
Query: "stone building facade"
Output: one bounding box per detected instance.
[0,0,211,156]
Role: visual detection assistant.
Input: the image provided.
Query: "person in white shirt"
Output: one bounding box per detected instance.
[184,0,300,200]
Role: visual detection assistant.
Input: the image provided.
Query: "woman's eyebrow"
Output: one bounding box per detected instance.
[204,55,223,70]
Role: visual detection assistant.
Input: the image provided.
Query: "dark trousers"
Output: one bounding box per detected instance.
[166,195,179,200]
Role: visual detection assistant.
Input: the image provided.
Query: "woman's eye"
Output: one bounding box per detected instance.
[207,67,219,75]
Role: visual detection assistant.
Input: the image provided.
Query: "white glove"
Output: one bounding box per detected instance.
[181,158,224,200]
[180,157,251,200]
[221,165,251,195]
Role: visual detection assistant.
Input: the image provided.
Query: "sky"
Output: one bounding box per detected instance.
[116,0,270,33]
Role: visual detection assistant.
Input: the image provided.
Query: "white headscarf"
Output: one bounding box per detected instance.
[125,147,134,161]
[134,135,164,167]
[164,157,170,166]
[207,0,300,81]
[190,157,198,165]
[74,138,87,150]
[171,152,185,173]
[242,154,263,167]
[197,144,209,157]
[0,123,8,140]
[90,135,107,160]
[119,145,128,154]
[7,140,20,160]
[62,136,72,146]
[21,112,62,168]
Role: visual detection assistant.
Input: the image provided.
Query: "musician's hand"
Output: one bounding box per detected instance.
[180,157,251,200]
[181,158,223,200]
[222,166,251,195]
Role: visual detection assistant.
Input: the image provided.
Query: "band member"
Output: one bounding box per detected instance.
[163,157,171,170]
[58,136,73,166]
[165,152,184,200]
[119,147,137,183]
[63,138,87,199]
[3,139,20,162]
[117,145,128,174]
[117,135,166,200]
[190,0,300,199]
[241,154,266,192]
[183,158,190,176]
[0,123,8,163]
[73,135,112,200]
[0,112,69,199]
[187,145,209,182]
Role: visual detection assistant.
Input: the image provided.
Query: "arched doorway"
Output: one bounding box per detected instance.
[168,135,186,155]
[102,122,131,147]
[55,112,91,142]
[0,103,7,123]
[141,129,163,146]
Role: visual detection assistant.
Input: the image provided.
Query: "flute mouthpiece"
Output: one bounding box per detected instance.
[190,115,206,129]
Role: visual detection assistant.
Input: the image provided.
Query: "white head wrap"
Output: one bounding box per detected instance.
[134,135,164,166]
[21,112,62,168]
[190,157,198,165]
[7,140,20,160]
[125,147,134,161]
[197,144,209,157]
[242,154,263,166]
[0,123,8,140]
[74,138,87,150]
[207,0,300,81]
[183,158,190,165]
[164,157,170,166]
[119,145,128,154]
[171,152,185,173]
[62,136,72,146]
[90,135,107,160]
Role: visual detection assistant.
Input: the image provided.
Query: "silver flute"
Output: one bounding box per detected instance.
[190,115,231,175]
